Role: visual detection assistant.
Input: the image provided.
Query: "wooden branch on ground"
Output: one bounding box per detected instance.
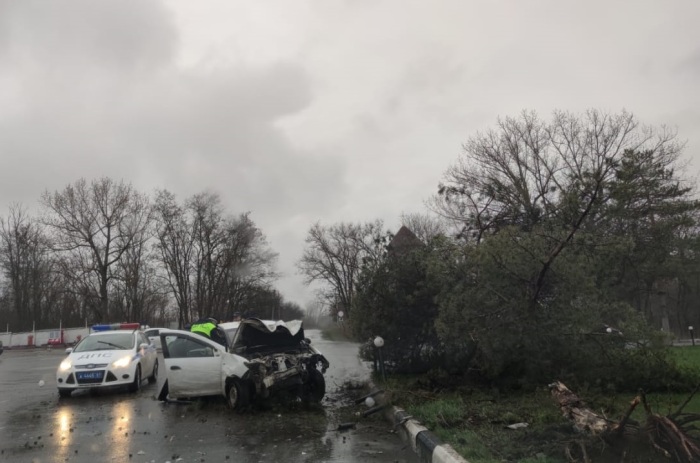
[549,381,616,435]
[550,380,700,463]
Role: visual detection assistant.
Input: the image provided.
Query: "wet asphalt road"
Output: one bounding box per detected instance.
[0,330,417,463]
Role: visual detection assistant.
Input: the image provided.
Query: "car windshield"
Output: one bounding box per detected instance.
[73,333,134,352]
[224,327,237,346]
[144,329,159,337]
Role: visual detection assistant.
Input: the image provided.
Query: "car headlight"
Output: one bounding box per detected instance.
[59,359,72,371]
[112,355,132,368]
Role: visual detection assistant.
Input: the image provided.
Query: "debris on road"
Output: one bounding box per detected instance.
[337,422,356,431]
[505,422,528,430]
[354,389,384,405]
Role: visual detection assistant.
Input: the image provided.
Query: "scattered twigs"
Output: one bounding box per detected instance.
[612,395,641,436]
[673,414,700,427]
[564,440,592,463]
[642,389,700,463]
[645,413,700,462]
[672,383,700,419]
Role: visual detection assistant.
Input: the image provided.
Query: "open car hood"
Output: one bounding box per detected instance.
[230,318,305,353]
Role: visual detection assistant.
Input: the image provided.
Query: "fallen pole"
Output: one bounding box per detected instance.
[362,404,388,418]
[354,389,385,405]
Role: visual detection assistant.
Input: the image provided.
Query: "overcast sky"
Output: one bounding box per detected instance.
[1,0,699,306]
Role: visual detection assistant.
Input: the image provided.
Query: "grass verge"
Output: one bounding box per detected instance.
[379,346,700,463]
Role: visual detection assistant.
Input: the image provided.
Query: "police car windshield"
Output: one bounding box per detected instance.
[74,333,135,352]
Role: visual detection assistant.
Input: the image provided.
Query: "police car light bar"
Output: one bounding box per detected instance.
[91,323,141,332]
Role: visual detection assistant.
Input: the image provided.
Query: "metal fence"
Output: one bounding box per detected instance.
[0,326,90,348]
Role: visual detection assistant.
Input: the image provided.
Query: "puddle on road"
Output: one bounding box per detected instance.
[0,339,415,462]
[0,384,414,463]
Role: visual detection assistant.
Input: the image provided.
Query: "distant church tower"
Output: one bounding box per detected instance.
[387,226,424,256]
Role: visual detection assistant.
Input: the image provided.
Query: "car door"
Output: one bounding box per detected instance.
[160,332,223,398]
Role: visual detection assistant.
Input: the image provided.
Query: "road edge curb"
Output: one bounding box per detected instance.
[383,404,470,463]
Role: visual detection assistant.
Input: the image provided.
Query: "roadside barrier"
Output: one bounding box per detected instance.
[386,406,469,463]
[360,383,469,463]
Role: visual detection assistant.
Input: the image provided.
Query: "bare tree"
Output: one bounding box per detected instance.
[188,191,227,319]
[153,190,278,326]
[153,189,195,327]
[303,298,329,328]
[0,204,53,329]
[41,178,151,322]
[222,213,279,320]
[111,228,168,324]
[187,193,278,320]
[429,109,684,302]
[297,220,386,318]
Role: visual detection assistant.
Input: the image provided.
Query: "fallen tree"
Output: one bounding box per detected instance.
[549,381,700,462]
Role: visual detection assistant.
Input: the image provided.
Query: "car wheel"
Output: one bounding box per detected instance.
[129,365,142,393]
[58,388,73,398]
[302,368,326,403]
[226,379,250,410]
[148,359,158,384]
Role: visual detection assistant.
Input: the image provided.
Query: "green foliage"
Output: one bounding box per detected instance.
[354,111,700,392]
[386,374,571,462]
[387,359,700,463]
[352,241,444,372]
[431,226,693,390]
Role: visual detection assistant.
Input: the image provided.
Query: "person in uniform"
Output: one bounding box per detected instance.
[190,317,228,348]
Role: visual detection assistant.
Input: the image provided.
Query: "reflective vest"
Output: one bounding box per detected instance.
[191,321,216,338]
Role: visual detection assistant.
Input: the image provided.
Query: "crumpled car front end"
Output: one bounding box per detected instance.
[230,318,329,402]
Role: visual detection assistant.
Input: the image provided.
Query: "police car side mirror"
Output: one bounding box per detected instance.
[65,347,73,354]
[139,343,149,350]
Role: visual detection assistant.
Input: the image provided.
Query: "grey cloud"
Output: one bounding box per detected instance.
[677,49,700,79]
[0,0,177,70]
[0,0,347,229]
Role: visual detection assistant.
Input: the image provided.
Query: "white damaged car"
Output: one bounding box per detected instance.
[56,329,158,398]
[158,318,329,409]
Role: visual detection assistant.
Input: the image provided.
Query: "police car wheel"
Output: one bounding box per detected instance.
[129,365,142,393]
[148,360,158,384]
[58,388,73,398]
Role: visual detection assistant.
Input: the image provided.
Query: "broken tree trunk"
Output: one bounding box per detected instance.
[549,381,617,435]
[549,380,700,463]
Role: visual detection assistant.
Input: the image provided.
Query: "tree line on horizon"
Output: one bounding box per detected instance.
[298,109,700,389]
[0,182,303,332]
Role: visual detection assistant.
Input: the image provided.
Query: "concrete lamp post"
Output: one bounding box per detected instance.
[690,326,695,346]
[374,336,386,382]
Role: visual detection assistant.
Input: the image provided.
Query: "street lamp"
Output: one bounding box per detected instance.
[690,326,695,346]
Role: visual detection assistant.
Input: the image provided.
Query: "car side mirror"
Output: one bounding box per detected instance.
[139,343,149,350]
[65,347,73,354]
[304,338,312,344]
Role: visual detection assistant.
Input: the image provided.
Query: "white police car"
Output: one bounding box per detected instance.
[56,324,158,398]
